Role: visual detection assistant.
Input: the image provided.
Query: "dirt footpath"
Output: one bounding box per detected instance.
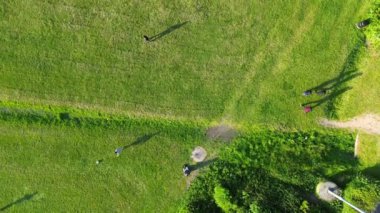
[206,125,238,142]
[320,114,380,135]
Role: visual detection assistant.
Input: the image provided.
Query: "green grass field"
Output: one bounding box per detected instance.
[339,48,380,118]
[0,0,379,212]
[0,0,370,127]
[0,120,224,212]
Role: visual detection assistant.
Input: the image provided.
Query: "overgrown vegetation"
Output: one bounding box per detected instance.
[364,0,380,48]
[343,175,380,212]
[181,131,362,212]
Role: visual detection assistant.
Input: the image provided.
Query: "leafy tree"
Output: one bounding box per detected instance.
[213,185,241,213]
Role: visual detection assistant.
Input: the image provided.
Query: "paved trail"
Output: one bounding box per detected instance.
[320,114,380,135]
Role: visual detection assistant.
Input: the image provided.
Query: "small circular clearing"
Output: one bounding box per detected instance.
[191,146,207,162]
[316,181,341,202]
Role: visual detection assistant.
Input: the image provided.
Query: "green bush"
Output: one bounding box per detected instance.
[343,175,380,213]
[181,131,356,212]
[364,0,380,48]
[213,186,240,212]
[299,200,310,213]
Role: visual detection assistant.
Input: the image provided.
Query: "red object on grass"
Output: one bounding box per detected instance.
[304,106,312,113]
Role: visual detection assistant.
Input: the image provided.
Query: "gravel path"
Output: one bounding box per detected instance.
[320,114,380,135]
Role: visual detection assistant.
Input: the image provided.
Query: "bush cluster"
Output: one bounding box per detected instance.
[364,0,380,48]
[181,131,359,212]
[343,175,380,213]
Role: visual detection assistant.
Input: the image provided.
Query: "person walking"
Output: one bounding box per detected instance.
[115,147,123,157]
[303,106,312,113]
[303,90,312,96]
[183,164,191,176]
[143,35,150,42]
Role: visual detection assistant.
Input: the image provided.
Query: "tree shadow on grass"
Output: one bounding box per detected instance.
[324,165,380,198]
[319,139,359,186]
[123,132,160,149]
[241,168,336,212]
[291,135,359,178]
[328,169,358,189]
[361,164,380,180]
[149,21,189,41]
[0,192,38,211]
[320,145,375,189]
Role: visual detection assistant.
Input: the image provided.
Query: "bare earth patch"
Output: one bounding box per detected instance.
[191,147,207,162]
[206,125,238,142]
[320,114,380,135]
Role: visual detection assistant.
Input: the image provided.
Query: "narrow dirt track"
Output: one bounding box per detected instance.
[320,114,380,135]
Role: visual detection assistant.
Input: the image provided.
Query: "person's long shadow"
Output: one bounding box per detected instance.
[0,192,38,211]
[307,71,362,92]
[306,44,362,92]
[149,21,189,42]
[123,132,160,149]
[302,44,363,112]
[303,87,352,108]
[190,158,218,171]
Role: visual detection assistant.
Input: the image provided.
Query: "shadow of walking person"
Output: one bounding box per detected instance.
[123,132,160,149]
[189,158,218,172]
[307,71,362,93]
[302,87,352,109]
[362,164,380,180]
[305,43,362,94]
[1,192,38,211]
[149,21,189,42]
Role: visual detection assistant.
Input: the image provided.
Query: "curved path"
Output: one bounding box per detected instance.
[320,114,380,135]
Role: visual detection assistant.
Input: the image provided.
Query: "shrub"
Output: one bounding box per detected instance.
[364,0,380,48]
[343,175,380,213]
[213,186,240,212]
[299,200,310,213]
[181,131,355,212]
